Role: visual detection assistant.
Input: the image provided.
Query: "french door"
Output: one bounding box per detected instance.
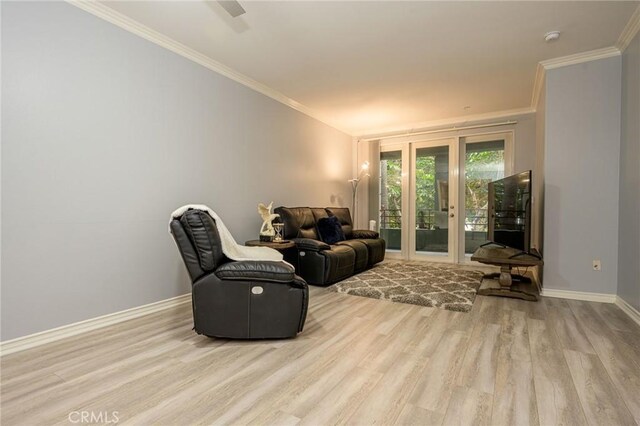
[410,139,458,262]
[379,132,512,263]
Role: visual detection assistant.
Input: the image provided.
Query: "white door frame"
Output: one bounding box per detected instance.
[379,130,515,264]
[458,131,514,264]
[410,138,458,262]
[379,143,409,260]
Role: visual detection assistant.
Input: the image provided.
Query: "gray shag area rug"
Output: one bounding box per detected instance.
[327,262,484,313]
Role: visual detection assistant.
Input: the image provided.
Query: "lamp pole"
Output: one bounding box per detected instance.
[349,178,360,215]
[349,162,369,227]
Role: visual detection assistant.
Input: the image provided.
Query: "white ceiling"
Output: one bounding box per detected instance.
[100,1,637,135]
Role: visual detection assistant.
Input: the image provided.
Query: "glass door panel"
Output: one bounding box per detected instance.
[463,140,505,254]
[415,145,450,254]
[379,150,403,251]
[411,139,457,262]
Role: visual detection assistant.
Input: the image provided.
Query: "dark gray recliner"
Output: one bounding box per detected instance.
[170,209,308,339]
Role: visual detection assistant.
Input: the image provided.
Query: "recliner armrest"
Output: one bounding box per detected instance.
[292,238,331,251]
[352,229,380,239]
[215,260,295,283]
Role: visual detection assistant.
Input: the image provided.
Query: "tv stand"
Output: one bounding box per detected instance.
[471,245,543,301]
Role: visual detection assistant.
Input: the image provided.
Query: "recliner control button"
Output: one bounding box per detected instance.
[251,286,264,295]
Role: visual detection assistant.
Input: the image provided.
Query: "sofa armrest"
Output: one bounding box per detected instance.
[292,238,331,251]
[352,229,380,239]
[215,260,295,283]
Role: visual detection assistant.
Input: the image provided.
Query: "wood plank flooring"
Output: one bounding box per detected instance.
[2,287,640,425]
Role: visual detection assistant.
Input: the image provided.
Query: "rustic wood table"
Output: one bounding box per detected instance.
[471,244,544,301]
[245,239,295,251]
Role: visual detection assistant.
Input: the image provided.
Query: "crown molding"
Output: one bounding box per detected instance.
[66,1,350,135]
[64,1,634,139]
[356,106,535,139]
[530,46,622,108]
[539,46,621,70]
[617,4,640,52]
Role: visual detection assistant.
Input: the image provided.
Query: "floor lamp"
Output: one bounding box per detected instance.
[349,161,370,227]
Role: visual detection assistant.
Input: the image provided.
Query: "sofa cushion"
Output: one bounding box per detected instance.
[317,216,346,244]
[336,240,369,272]
[352,229,380,239]
[354,238,386,266]
[325,207,353,239]
[311,207,329,223]
[321,245,356,284]
[275,207,319,240]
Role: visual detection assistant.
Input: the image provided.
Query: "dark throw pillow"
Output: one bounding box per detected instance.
[317,216,346,245]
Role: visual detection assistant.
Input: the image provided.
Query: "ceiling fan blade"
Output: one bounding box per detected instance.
[217,0,246,18]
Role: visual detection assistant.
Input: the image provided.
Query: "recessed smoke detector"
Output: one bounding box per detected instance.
[544,31,561,42]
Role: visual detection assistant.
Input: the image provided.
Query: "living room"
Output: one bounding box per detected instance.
[1,1,639,425]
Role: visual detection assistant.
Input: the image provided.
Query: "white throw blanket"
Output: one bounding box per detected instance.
[169,204,289,266]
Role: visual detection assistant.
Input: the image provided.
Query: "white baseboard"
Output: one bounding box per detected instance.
[541,288,617,303]
[615,296,640,327]
[0,293,191,357]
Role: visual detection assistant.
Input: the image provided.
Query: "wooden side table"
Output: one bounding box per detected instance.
[245,240,295,251]
[471,244,544,301]
[245,240,298,272]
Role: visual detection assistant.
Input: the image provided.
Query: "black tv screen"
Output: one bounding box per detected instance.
[488,171,532,252]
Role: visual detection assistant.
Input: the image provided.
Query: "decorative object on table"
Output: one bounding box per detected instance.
[327,262,484,313]
[348,161,370,218]
[257,201,279,242]
[273,222,284,242]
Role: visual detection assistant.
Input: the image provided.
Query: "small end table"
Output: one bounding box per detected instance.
[245,240,295,251]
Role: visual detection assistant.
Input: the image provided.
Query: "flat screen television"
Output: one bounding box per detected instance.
[488,170,532,252]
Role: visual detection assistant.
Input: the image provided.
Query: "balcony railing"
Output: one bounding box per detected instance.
[380,208,402,229]
[464,208,489,232]
[380,208,488,232]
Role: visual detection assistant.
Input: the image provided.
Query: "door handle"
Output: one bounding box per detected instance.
[450,213,455,218]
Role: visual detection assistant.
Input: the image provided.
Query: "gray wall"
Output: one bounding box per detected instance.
[618,31,640,310]
[512,113,537,174]
[543,56,622,294]
[1,2,352,340]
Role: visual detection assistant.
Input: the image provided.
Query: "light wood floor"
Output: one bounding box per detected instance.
[2,286,640,425]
